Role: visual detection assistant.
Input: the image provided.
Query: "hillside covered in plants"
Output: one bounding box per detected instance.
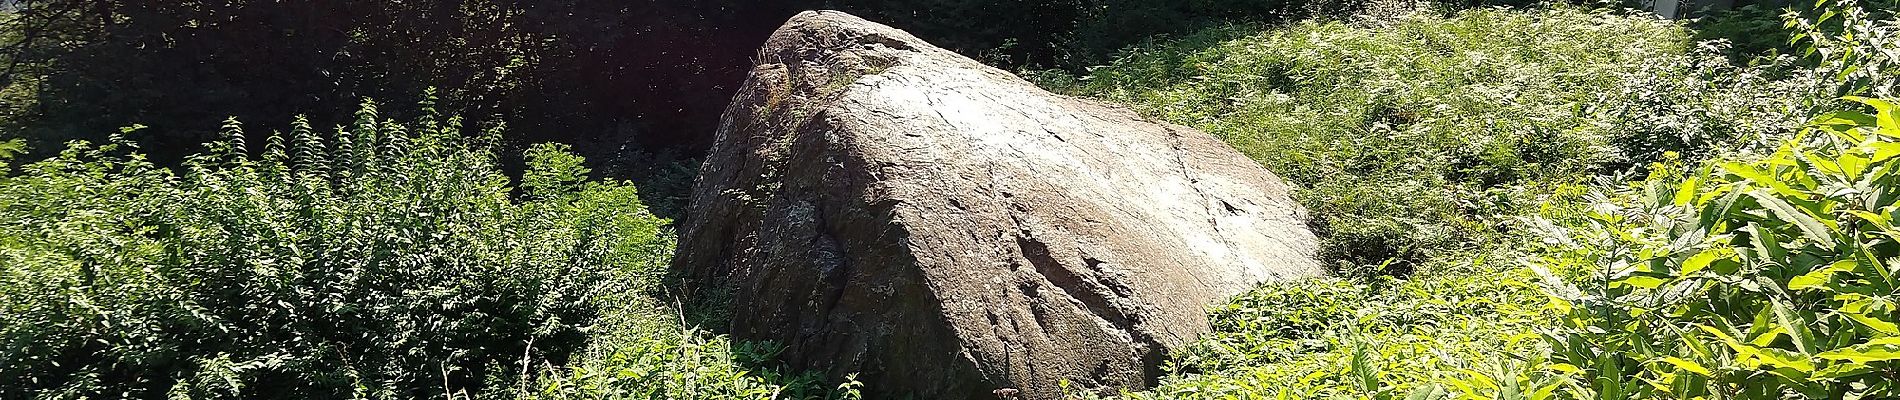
[1,0,1898,399]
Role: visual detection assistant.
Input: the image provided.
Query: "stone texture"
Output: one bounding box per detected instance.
[672,10,1322,399]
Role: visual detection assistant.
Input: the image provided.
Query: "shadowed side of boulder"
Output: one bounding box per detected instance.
[673,10,1322,399]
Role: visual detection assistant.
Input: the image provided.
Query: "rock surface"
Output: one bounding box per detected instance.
[673,11,1322,399]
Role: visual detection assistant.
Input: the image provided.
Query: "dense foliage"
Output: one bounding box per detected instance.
[0,98,818,398]
[1,0,1896,398]
[1056,2,1899,399]
[1540,97,1900,399]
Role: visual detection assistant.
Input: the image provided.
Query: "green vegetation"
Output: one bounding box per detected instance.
[1,0,1897,398]
[0,98,828,398]
[1540,96,1900,399]
[1061,6,1817,276]
[1052,3,1900,399]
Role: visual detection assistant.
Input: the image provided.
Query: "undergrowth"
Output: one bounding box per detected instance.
[0,97,828,399]
[1054,4,1883,399]
[3,1,1894,399]
[1056,7,1818,277]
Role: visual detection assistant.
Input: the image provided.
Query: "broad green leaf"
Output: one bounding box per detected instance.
[1869,250,1899,292]
[1675,177,1699,207]
[1846,312,1900,335]
[1810,150,1848,176]
[1759,347,1815,374]
[1815,112,1875,144]
[1547,363,1582,375]
[1749,305,1781,344]
[1815,361,1878,379]
[1841,152,1871,178]
[1747,191,1834,245]
[1789,260,1857,291]
[1445,376,1477,396]
[1682,324,1720,362]
[1681,247,1727,276]
[1818,343,1900,363]
[1699,188,1742,229]
[1838,293,1877,313]
[1456,369,1498,391]
[1865,158,1900,187]
[1617,275,1668,289]
[1789,272,1831,291]
[1402,384,1445,400]
[1638,375,1672,394]
[1865,142,1900,164]
[1655,357,1711,376]
[1849,210,1892,230]
[1846,96,1900,134]
[1746,223,1790,263]
[1773,298,1818,355]
[1723,163,1802,198]
[1528,382,1560,400]
[1701,324,1764,359]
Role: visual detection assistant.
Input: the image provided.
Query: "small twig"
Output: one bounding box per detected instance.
[516,335,536,399]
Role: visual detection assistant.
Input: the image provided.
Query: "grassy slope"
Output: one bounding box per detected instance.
[1052,7,1812,398]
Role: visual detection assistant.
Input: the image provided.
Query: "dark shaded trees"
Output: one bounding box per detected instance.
[0,1,779,167]
[0,0,1393,173]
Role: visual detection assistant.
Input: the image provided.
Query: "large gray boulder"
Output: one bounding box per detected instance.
[673,11,1322,399]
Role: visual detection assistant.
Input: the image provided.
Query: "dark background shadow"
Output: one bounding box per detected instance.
[0,0,1584,216]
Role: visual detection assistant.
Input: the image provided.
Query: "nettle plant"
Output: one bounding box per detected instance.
[1540,97,1900,399]
[0,96,671,398]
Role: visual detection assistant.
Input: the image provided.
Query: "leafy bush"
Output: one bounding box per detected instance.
[0,98,705,398]
[1536,97,1900,398]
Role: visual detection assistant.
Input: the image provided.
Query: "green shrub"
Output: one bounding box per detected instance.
[0,98,687,398]
[1536,97,1900,398]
